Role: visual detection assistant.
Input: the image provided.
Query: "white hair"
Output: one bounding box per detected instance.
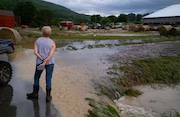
[42,26,52,37]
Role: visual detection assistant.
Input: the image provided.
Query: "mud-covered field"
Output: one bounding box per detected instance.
[1,28,180,117]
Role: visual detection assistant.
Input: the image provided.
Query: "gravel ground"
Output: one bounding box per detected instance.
[107,41,180,64]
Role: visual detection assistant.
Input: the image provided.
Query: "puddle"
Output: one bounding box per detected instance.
[20,38,143,50]
[138,85,180,113]
[0,66,61,117]
[4,40,180,117]
[64,39,144,50]
[115,84,180,117]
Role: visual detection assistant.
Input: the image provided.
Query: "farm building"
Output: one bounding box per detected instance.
[60,21,74,30]
[0,10,15,28]
[143,4,180,25]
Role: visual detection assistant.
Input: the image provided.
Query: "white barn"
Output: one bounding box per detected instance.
[143,4,180,25]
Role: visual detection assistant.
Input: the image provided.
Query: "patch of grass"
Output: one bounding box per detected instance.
[87,45,94,49]
[121,56,180,85]
[97,84,124,100]
[85,98,121,117]
[161,109,180,117]
[66,45,78,50]
[124,88,142,97]
[18,27,180,40]
[18,28,180,51]
[105,56,180,98]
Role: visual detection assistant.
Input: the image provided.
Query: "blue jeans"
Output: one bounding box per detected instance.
[34,64,54,89]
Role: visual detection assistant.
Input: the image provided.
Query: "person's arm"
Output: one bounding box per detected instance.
[34,40,44,61]
[42,41,56,65]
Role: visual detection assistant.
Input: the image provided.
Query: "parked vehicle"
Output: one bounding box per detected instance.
[0,39,14,85]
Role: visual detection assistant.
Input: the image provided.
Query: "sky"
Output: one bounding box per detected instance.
[43,0,180,16]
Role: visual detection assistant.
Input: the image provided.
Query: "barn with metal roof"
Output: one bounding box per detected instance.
[142,4,180,25]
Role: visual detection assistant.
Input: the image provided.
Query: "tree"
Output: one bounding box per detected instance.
[128,13,136,22]
[31,9,53,27]
[90,15,102,23]
[14,1,36,25]
[0,2,5,9]
[107,15,118,23]
[100,17,111,25]
[136,14,143,23]
[118,14,128,22]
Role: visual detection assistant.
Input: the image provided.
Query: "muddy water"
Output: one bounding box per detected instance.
[8,40,180,117]
[6,49,61,117]
[9,40,118,117]
[114,84,180,117]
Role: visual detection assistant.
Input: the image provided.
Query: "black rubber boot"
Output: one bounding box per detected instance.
[27,85,39,99]
[46,88,52,102]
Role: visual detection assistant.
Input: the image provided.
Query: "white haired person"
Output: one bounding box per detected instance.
[27,26,56,102]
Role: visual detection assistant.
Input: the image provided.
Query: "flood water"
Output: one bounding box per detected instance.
[1,39,180,117]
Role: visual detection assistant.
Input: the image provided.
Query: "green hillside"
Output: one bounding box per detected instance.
[0,0,90,22]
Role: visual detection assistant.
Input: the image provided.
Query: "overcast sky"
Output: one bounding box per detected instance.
[43,0,180,16]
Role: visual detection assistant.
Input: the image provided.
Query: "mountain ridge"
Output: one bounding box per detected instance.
[0,0,90,22]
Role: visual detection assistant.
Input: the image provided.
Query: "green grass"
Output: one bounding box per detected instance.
[85,98,121,117]
[161,110,180,117]
[105,56,180,98]
[120,56,180,85]
[17,27,180,41]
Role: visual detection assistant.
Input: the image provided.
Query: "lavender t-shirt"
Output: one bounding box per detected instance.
[36,37,55,65]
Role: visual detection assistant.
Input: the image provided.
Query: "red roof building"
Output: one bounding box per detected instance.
[60,21,74,30]
[0,10,15,28]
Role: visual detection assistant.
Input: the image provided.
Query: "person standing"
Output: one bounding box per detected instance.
[27,26,56,102]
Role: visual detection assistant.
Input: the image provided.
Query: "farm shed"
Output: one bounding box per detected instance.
[143,4,180,25]
[0,10,15,28]
[60,21,74,30]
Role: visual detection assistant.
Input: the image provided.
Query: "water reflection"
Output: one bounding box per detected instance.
[27,98,59,117]
[9,79,61,117]
[27,99,40,117]
[0,85,16,117]
[20,39,144,50]
[5,61,62,117]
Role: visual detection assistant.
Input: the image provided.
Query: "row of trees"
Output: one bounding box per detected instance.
[90,13,148,26]
[1,1,148,27]
[14,1,58,27]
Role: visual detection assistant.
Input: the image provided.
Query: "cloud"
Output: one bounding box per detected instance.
[43,0,180,16]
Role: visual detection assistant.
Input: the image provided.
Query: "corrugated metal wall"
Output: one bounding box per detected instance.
[143,16,180,25]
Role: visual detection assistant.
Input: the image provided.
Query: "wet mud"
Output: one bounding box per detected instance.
[3,46,113,117]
